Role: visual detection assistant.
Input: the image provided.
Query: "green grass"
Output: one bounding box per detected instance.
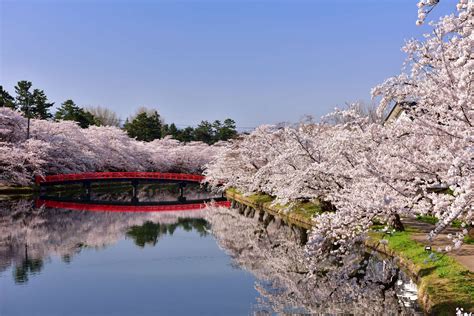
[227,188,273,204]
[295,201,323,218]
[369,231,474,314]
[464,236,474,245]
[451,220,464,228]
[227,188,321,224]
[416,215,439,225]
[416,215,465,228]
[247,192,275,204]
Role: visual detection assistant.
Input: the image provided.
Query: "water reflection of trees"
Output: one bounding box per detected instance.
[126,218,209,247]
[14,255,43,284]
[0,199,205,284]
[205,206,421,315]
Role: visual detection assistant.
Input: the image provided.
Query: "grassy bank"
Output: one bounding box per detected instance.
[225,189,474,315]
[367,231,474,314]
[226,188,319,230]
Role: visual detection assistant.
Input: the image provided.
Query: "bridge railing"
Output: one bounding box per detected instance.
[35,172,205,185]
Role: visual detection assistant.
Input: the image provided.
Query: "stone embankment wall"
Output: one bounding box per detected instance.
[225,189,474,315]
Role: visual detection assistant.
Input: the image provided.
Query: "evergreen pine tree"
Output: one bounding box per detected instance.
[124,109,162,141]
[193,120,214,144]
[14,81,53,119]
[0,86,15,109]
[31,89,54,119]
[168,123,179,138]
[217,118,237,141]
[55,99,96,128]
[14,81,34,118]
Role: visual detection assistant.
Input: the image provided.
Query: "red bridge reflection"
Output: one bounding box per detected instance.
[35,199,231,212]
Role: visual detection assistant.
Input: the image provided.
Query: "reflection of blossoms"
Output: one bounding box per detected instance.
[456,307,474,316]
[205,206,421,315]
[0,199,205,280]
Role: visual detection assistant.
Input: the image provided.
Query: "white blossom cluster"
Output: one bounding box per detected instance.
[456,307,474,316]
[416,0,470,25]
[205,3,473,255]
[0,108,224,186]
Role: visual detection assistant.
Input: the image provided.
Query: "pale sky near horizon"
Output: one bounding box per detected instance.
[0,0,451,129]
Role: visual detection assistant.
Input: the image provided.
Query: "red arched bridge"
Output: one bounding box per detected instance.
[34,172,228,212]
[35,172,205,185]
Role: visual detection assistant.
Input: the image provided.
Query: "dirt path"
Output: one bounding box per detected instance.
[402,218,474,272]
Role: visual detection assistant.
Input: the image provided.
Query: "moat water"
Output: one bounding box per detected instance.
[0,183,422,315]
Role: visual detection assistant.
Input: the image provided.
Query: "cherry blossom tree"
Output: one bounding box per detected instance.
[205,1,472,254]
[372,0,473,247]
[0,108,222,185]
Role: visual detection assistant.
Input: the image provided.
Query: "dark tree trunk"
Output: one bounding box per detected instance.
[392,214,405,231]
[319,199,336,212]
[468,227,474,239]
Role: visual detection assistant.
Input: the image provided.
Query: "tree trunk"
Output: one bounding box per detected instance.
[392,214,405,231]
[468,227,474,239]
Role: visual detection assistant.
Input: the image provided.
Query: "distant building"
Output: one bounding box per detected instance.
[384,101,417,124]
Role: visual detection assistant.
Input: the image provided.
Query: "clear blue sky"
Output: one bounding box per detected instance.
[0,0,451,129]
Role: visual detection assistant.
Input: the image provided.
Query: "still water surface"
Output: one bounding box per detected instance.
[2,223,259,315]
[0,184,422,315]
